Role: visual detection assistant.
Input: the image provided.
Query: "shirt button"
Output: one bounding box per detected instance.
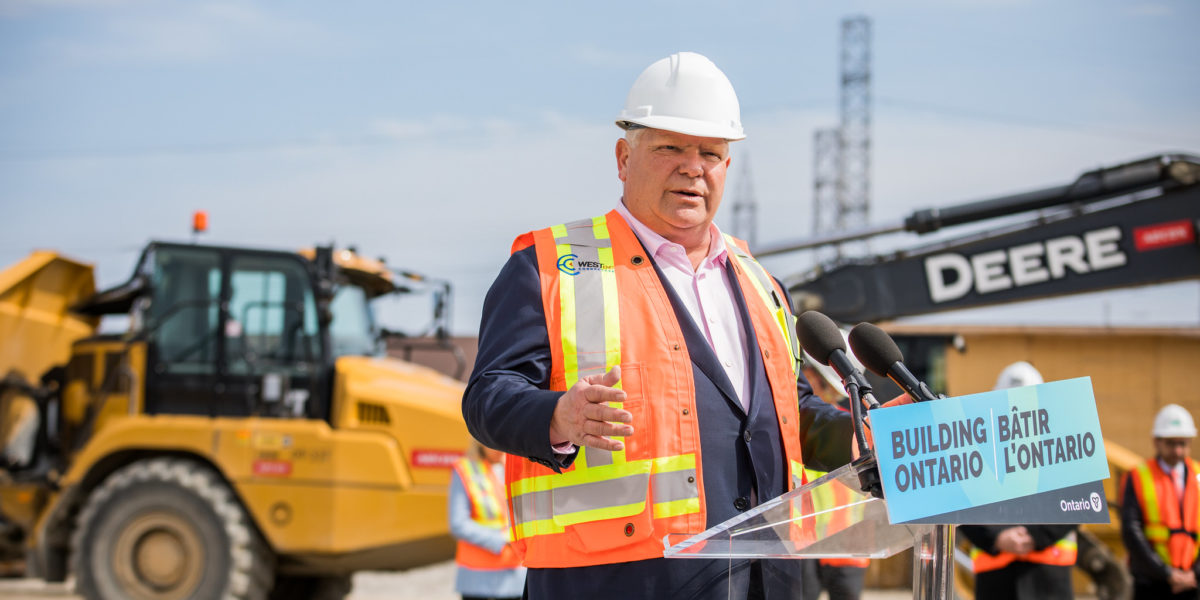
[743,430,752,443]
[734,497,750,511]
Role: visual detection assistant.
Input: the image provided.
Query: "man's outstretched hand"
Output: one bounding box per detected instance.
[549,366,633,452]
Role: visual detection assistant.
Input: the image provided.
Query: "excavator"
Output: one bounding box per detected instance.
[759,152,1200,599]
[0,240,472,600]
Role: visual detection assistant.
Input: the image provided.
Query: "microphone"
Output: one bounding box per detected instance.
[796,311,884,499]
[847,322,939,403]
[795,311,877,409]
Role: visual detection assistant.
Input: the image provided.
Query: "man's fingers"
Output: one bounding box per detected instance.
[581,383,627,406]
[583,417,634,438]
[580,433,625,452]
[582,365,622,388]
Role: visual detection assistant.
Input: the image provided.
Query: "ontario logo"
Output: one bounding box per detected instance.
[1060,492,1104,513]
[557,253,613,276]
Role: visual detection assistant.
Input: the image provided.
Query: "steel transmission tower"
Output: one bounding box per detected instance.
[730,154,758,247]
[812,15,872,256]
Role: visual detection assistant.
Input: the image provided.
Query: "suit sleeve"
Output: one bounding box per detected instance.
[462,247,574,471]
[775,275,853,473]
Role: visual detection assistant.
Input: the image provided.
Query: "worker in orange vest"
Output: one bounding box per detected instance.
[449,441,525,600]
[1121,403,1200,599]
[959,362,1078,600]
[800,349,870,600]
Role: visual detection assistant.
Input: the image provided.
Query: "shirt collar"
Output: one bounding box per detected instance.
[1159,457,1186,477]
[615,200,729,268]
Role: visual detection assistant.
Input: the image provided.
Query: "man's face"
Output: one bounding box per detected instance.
[1155,437,1192,467]
[615,128,731,241]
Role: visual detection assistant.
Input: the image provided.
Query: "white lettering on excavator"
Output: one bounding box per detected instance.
[925,226,1127,303]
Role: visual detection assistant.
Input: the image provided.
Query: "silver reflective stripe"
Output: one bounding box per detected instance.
[585,446,614,467]
[511,472,652,525]
[555,218,615,468]
[512,488,553,525]
[652,469,699,504]
[568,243,609,379]
[555,218,612,248]
[553,472,650,514]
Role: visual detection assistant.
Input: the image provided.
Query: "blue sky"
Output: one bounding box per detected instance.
[2,0,1198,334]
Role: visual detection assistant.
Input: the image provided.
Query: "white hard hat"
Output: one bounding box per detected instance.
[616,52,745,141]
[802,329,862,397]
[1153,404,1197,438]
[993,361,1044,391]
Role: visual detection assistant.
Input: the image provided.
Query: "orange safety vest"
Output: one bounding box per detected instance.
[1128,457,1200,569]
[802,467,870,568]
[453,457,523,570]
[970,531,1078,573]
[506,211,806,568]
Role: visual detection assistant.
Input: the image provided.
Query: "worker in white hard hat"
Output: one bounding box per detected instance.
[959,362,1079,599]
[1121,403,1200,599]
[463,52,855,599]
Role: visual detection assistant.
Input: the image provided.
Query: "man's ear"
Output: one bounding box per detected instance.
[615,138,630,182]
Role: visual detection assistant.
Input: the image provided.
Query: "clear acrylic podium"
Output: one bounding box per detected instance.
[664,457,955,599]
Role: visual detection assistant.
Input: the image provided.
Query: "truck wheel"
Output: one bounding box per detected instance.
[71,457,273,600]
[269,574,353,600]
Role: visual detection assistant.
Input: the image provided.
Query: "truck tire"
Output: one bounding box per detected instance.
[70,457,273,600]
[268,574,353,600]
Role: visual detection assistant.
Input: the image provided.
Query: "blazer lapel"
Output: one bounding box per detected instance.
[647,256,745,415]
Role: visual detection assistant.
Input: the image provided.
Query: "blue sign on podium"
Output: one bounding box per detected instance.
[869,377,1110,524]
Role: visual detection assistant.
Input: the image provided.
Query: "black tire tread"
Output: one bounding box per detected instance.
[70,457,274,600]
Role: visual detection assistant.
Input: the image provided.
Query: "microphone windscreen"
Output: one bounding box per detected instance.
[796,311,846,366]
[848,322,904,377]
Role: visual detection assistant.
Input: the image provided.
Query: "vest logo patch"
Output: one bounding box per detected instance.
[557,253,613,276]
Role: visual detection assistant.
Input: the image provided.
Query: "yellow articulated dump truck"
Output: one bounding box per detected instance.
[0,242,472,600]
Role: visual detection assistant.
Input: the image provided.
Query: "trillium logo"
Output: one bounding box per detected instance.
[1090,492,1103,512]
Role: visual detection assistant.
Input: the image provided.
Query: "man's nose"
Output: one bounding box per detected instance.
[677,151,704,177]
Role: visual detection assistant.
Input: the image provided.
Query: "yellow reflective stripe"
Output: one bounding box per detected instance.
[1145,525,1171,541]
[557,242,581,388]
[1134,464,1174,562]
[1137,465,1163,530]
[511,461,649,496]
[511,455,697,496]
[791,460,807,490]
[516,518,566,539]
[654,497,701,519]
[556,501,647,527]
[724,235,801,376]
[591,214,610,240]
[510,455,700,533]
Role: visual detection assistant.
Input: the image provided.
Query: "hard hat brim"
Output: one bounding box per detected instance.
[616,115,745,141]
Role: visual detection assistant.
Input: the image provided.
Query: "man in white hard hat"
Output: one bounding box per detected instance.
[1121,403,1200,599]
[463,52,853,598]
[959,361,1078,599]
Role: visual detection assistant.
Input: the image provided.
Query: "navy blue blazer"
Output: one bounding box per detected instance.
[463,244,853,600]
